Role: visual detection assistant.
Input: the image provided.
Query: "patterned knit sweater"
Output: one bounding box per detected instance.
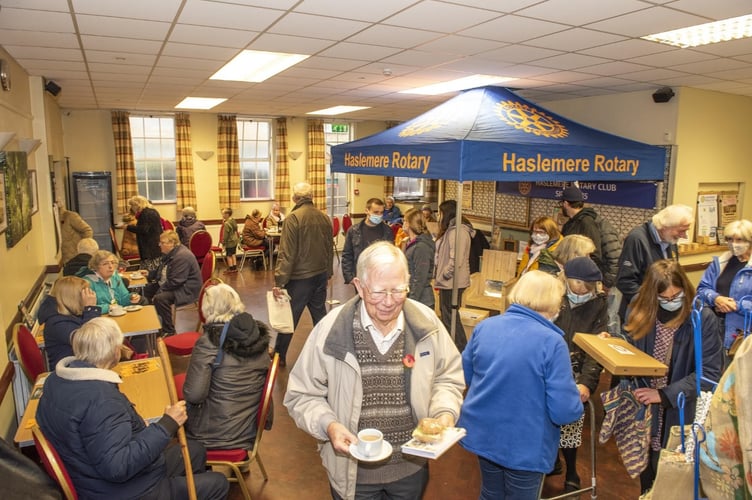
[353,310,425,484]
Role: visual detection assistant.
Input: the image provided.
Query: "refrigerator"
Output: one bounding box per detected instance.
[72,171,114,252]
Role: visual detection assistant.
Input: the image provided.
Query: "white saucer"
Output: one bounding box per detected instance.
[124,305,143,312]
[349,440,392,462]
[129,273,142,279]
[109,309,127,317]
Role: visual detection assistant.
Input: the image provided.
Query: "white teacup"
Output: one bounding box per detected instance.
[110,305,125,315]
[356,428,383,458]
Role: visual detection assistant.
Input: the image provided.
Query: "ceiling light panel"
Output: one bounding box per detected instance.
[642,14,752,48]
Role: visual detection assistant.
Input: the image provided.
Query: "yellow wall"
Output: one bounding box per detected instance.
[674,88,752,220]
[0,48,59,440]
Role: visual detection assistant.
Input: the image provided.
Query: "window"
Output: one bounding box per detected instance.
[393,177,425,200]
[237,119,273,200]
[325,123,351,217]
[129,116,176,202]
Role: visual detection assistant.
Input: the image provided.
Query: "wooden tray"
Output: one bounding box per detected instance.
[573,333,668,377]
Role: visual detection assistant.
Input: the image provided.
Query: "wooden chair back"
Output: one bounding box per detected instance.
[32,426,78,500]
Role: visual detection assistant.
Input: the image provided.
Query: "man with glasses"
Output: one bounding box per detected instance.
[285,242,464,500]
[144,230,202,336]
[616,204,694,321]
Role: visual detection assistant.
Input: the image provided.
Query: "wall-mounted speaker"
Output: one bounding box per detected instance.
[652,87,675,103]
[45,80,61,96]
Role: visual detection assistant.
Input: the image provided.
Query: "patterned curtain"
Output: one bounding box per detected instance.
[383,121,399,200]
[425,179,438,203]
[217,114,240,208]
[174,113,197,209]
[307,118,326,210]
[275,117,290,204]
[111,110,138,214]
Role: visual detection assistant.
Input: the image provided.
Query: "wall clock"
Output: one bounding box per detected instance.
[0,59,10,91]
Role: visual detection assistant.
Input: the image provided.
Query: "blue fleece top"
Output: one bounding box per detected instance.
[458,304,583,473]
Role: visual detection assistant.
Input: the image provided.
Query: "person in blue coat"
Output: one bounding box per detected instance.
[697,219,752,351]
[36,317,228,500]
[458,270,583,500]
[37,276,101,367]
[622,259,722,493]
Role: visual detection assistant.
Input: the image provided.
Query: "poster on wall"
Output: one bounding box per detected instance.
[1,151,33,248]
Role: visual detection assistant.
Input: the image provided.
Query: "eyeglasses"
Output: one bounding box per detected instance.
[363,284,410,301]
[657,291,684,303]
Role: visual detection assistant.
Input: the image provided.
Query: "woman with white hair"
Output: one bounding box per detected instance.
[698,218,752,352]
[183,283,272,449]
[458,271,583,499]
[126,195,163,271]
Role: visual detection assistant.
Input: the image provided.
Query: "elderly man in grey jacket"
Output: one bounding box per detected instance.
[284,242,464,500]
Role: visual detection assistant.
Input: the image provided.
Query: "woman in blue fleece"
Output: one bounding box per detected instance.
[458,270,583,500]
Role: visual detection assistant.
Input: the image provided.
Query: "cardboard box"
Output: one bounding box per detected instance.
[573,333,668,377]
[459,307,489,339]
[462,250,518,312]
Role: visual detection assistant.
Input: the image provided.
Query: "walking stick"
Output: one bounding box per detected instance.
[157,338,197,500]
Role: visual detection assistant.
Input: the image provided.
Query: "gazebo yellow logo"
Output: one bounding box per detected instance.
[495,101,569,138]
[398,109,453,137]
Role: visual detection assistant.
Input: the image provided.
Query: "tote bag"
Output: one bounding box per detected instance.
[266,290,294,333]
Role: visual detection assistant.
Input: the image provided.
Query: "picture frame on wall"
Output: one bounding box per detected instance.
[461,181,473,209]
[0,169,6,234]
[29,170,38,215]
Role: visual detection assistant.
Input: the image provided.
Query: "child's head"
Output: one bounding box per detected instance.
[222,207,233,219]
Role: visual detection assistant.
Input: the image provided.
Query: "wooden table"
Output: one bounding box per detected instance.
[35,305,161,356]
[14,357,170,447]
[120,272,147,290]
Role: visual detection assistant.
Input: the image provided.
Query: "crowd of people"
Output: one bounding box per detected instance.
[39,182,750,499]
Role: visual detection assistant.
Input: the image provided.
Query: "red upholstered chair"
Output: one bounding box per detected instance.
[174,372,187,400]
[200,251,216,283]
[342,214,352,234]
[189,230,212,266]
[331,216,340,264]
[13,323,45,383]
[32,425,78,500]
[206,353,280,500]
[390,223,402,241]
[161,218,175,231]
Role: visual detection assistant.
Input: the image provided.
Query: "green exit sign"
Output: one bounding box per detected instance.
[331,124,349,133]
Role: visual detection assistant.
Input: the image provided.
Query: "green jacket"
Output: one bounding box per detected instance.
[77,268,131,313]
[274,199,333,287]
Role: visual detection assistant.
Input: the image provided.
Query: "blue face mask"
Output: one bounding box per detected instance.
[369,214,383,225]
[658,292,685,312]
[566,284,593,305]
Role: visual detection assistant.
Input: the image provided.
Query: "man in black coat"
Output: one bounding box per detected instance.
[341,197,394,284]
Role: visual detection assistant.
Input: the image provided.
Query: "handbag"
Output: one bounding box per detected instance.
[599,379,653,478]
[266,290,294,333]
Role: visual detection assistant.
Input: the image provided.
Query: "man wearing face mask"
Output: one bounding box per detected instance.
[619,259,722,493]
[697,219,752,352]
[616,204,694,321]
[342,198,394,284]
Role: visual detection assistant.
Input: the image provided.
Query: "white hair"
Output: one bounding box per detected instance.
[652,204,693,229]
[72,317,123,368]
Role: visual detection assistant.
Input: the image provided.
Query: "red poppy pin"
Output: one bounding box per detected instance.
[403,354,415,368]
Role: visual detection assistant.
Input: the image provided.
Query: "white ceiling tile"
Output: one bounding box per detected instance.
[517,0,650,25]
[156,55,223,71]
[628,48,715,67]
[416,35,507,56]
[294,0,419,22]
[0,0,69,11]
[0,30,78,48]
[88,62,151,74]
[664,0,752,20]
[79,35,163,54]
[585,6,709,37]
[4,46,83,61]
[76,15,170,40]
[526,28,626,52]
[161,42,239,61]
[579,38,673,59]
[317,42,402,61]
[177,1,285,31]
[169,25,257,48]
[347,25,443,49]
[531,52,612,70]
[247,33,335,54]
[460,15,569,43]
[381,50,461,68]
[298,56,370,72]
[670,57,750,74]
[383,1,502,33]
[690,37,752,58]
[578,60,653,76]
[478,44,564,64]
[85,51,157,66]
[71,0,183,21]
[0,7,75,32]
[268,12,369,40]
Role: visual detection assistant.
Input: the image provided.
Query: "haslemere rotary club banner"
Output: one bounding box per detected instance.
[496,180,658,209]
[330,86,666,183]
